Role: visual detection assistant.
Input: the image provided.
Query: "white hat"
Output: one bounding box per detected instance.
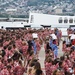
[69,34,73,37]
[70,34,75,39]
[32,33,38,38]
[50,34,57,39]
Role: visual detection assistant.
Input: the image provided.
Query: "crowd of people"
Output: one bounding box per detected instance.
[0,27,75,75]
[44,28,75,75]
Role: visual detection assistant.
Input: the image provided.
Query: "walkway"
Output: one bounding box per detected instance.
[38,44,45,74]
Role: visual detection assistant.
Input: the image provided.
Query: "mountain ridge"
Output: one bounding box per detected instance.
[0,0,75,17]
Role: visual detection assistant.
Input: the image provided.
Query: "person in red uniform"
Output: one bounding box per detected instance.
[72,39,75,45]
[13,60,25,75]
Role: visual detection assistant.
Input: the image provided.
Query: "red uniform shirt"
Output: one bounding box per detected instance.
[13,65,25,75]
[0,68,10,75]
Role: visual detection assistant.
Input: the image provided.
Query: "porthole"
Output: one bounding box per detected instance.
[69,18,73,23]
[58,17,63,23]
[64,18,68,23]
